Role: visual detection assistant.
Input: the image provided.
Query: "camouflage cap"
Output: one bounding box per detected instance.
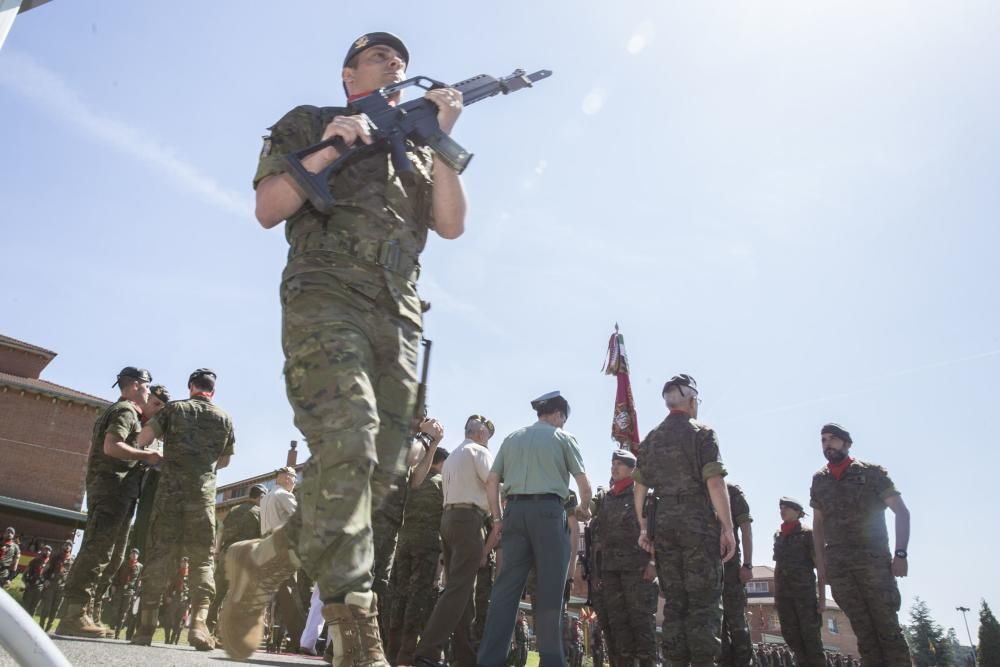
[149,384,171,403]
[612,449,637,468]
[821,423,852,444]
[779,496,807,515]
[343,32,409,69]
[662,373,697,397]
[113,367,152,388]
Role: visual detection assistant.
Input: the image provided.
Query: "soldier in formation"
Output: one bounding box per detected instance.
[132,368,235,650]
[106,547,143,639]
[589,449,658,667]
[773,497,825,667]
[721,483,754,667]
[21,543,51,616]
[811,423,911,667]
[0,527,21,587]
[634,374,735,667]
[161,556,191,644]
[38,542,73,631]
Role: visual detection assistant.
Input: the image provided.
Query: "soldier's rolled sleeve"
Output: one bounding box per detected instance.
[872,466,900,500]
[562,434,586,476]
[731,488,752,526]
[105,407,138,441]
[222,426,235,458]
[149,410,167,439]
[698,428,727,480]
[253,106,320,189]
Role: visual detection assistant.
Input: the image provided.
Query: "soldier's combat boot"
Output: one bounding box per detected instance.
[219,525,300,660]
[53,602,107,638]
[187,602,216,651]
[322,591,390,667]
[130,605,158,646]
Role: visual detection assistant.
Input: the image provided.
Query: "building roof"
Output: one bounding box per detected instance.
[0,371,110,408]
[0,334,56,359]
[0,495,87,528]
[751,565,775,579]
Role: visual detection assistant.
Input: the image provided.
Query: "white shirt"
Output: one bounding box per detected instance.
[441,439,493,512]
[260,486,297,535]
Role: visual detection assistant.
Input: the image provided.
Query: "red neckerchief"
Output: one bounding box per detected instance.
[191,391,214,400]
[780,520,800,536]
[827,456,855,481]
[32,557,49,575]
[347,90,398,107]
[610,478,634,497]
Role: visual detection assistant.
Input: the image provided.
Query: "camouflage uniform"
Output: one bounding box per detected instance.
[810,460,909,667]
[255,102,435,601]
[207,499,261,630]
[138,396,235,617]
[590,482,658,665]
[107,557,143,637]
[372,471,408,638]
[635,412,727,666]
[0,539,20,587]
[773,523,825,667]
[721,484,753,667]
[21,553,50,616]
[387,471,443,664]
[162,567,190,644]
[40,556,73,631]
[60,400,143,619]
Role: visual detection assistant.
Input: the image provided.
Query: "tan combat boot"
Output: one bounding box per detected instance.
[89,597,115,638]
[322,591,390,667]
[218,526,300,660]
[187,602,216,651]
[54,602,107,638]
[130,605,159,646]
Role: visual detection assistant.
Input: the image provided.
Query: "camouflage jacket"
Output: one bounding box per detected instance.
[809,459,899,554]
[254,105,436,329]
[114,560,143,592]
[0,541,20,571]
[151,396,235,496]
[43,557,72,588]
[87,399,143,491]
[590,482,648,573]
[398,472,443,550]
[727,483,753,567]
[772,523,816,597]
[220,501,261,550]
[24,556,49,588]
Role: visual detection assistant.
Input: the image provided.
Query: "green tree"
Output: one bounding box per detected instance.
[908,598,954,666]
[980,600,1000,666]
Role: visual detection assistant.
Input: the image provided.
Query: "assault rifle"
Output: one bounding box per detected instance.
[285,68,553,213]
[413,338,433,448]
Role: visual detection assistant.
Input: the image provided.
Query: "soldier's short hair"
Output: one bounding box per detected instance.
[432,447,449,465]
[188,368,217,392]
[249,484,267,499]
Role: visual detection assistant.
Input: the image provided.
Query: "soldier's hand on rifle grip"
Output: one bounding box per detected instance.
[423,88,464,134]
[306,114,374,171]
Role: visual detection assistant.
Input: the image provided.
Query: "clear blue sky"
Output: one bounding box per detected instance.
[2,0,997,642]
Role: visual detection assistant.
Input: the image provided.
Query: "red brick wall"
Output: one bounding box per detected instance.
[0,347,51,379]
[0,388,100,521]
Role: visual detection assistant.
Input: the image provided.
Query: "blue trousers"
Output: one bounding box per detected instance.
[478,497,570,667]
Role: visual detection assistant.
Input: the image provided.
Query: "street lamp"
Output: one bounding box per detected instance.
[956,606,976,666]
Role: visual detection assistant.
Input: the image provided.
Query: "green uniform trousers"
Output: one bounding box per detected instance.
[720,562,753,666]
[775,594,825,667]
[596,569,659,660]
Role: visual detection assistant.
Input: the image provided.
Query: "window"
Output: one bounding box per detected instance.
[745,581,769,595]
[827,617,839,634]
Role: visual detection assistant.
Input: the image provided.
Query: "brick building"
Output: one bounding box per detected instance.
[745,565,859,657]
[0,334,107,547]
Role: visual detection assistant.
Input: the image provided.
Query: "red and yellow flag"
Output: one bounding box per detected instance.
[603,324,640,453]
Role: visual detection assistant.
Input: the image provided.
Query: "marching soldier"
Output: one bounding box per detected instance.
[773,497,825,667]
[39,542,73,631]
[721,483,754,667]
[108,547,143,639]
[589,449,658,667]
[162,556,191,645]
[21,544,51,616]
[811,423,911,667]
[634,375,736,667]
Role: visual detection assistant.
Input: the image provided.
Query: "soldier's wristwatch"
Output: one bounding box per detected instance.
[742,563,752,569]
[894,550,907,559]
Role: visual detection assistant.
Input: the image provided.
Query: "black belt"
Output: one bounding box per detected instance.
[657,493,709,506]
[288,233,420,282]
[508,493,561,502]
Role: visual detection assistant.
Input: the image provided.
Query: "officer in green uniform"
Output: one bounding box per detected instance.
[131,368,235,650]
[387,444,448,664]
[773,497,825,667]
[220,31,466,665]
[56,367,159,638]
[810,423,911,667]
[207,483,266,632]
[721,483,754,667]
[633,374,736,667]
[589,449,658,667]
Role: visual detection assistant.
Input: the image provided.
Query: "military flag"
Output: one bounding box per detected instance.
[603,324,640,453]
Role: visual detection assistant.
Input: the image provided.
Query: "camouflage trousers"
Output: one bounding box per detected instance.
[720,562,753,667]
[775,593,825,667]
[827,552,909,667]
[371,511,402,637]
[473,549,495,647]
[280,275,419,600]
[387,546,440,663]
[595,569,658,660]
[141,478,217,608]
[62,482,137,609]
[654,507,724,665]
[95,520,133,618]
[39,585,65,629]
[130,467,161,556]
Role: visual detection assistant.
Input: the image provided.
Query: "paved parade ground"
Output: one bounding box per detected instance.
[0,635,325,667]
